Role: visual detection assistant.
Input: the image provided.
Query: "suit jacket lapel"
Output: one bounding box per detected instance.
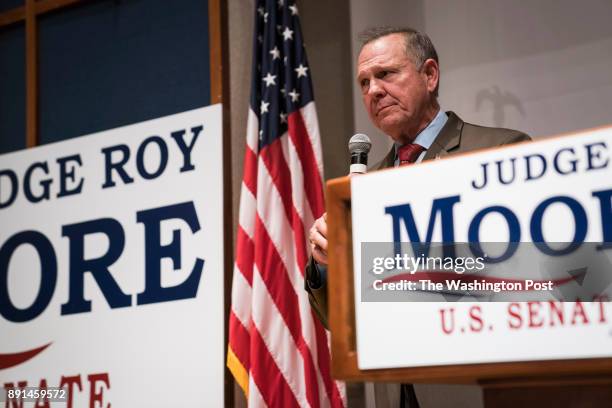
[422,111,463,161]
[375,145,396,170]
[374,111,465,169]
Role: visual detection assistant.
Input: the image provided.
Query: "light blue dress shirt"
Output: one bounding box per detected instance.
[394,109,448,166]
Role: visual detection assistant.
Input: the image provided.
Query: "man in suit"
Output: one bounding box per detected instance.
[305,26,530,408]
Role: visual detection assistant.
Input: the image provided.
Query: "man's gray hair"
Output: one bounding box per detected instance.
[358,26,440,95]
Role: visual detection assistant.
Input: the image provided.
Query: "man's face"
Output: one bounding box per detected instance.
[357,33,434,143]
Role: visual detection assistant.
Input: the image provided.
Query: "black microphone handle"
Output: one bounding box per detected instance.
[350,152,368,174]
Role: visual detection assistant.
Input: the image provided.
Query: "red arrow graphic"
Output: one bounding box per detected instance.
[0,343,51,370]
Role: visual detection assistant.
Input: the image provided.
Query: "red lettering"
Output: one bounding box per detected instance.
[3,381,28,408]
[439,308,455,334]
[469,306,483,332]
[571,301,590,325]
[60,374,83,408]
[507,302,522,329]
[594,295,608,323]
[88,373,110,408]
[34,379,50,408]
[4,372,111,408]
[548,301,564,327]
[528,301,543,328]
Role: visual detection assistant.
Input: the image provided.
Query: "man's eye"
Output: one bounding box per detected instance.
[377,70,389,79]
[360,79,369,90]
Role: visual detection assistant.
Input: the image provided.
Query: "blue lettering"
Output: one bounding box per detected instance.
[495,158,516,185]
[56,154,83,197]
[101,144,134,188]
[0,231,57,322]
[136,202,204,305]
[553,148,578,175]
[530,196,587,255]
[471,163,488,190]
[585,142,609,171]
[384,195,460,257]
[61,218,131,315]
[171,126,203,172]
[0,169,18,209]
[592,189,612,250]
[24,162,51,203]
[524,153,547,181]
[468,206,520,262]
[136,136,169,180]
[56,154,84,198]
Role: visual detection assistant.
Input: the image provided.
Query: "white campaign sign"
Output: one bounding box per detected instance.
[0,105,224,406]
[351,128,612,370]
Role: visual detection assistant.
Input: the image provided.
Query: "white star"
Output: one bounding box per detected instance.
[295,64,308,78]
[269,46,280,60]
[288,89,300,102]
[257,35,263,43]
[283,56,288,65]
[280,112,287,123]
[262,72,277,87]
[282,27,294,41]
[261,101,270,114]
[259,129,263,139]
[278,0,284,7]
[289,4,298,15]
[257,6,264,16]
[263,12,268,23]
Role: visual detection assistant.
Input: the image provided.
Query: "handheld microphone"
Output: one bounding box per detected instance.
[348,133,371,174]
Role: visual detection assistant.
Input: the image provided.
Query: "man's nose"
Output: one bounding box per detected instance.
[368,79,386,99]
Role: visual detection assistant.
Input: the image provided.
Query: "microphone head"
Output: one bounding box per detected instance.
[348,133,371,154]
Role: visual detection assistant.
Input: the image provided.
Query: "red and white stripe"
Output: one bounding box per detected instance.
[228,102,345,407]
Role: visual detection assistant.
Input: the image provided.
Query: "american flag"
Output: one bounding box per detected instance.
[227,1,345,407]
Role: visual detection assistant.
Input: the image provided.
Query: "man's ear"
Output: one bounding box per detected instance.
[421,58,440,94]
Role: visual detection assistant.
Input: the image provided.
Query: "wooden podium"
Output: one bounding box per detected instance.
[325,175,612,407]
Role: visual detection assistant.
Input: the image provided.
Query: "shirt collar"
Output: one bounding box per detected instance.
[393,109,448,164]
[414,109,448,149]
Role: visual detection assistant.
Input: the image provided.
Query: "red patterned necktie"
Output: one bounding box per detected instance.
[398,143,425,166]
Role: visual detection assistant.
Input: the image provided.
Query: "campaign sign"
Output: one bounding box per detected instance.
[0,105,224,406]
[351,127,611,369]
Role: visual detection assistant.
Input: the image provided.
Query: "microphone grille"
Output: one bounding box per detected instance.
[348,133,371,154]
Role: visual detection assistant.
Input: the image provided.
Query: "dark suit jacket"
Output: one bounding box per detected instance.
[305,111,530,328]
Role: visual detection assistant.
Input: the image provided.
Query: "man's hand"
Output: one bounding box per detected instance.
[309,213,328,266]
